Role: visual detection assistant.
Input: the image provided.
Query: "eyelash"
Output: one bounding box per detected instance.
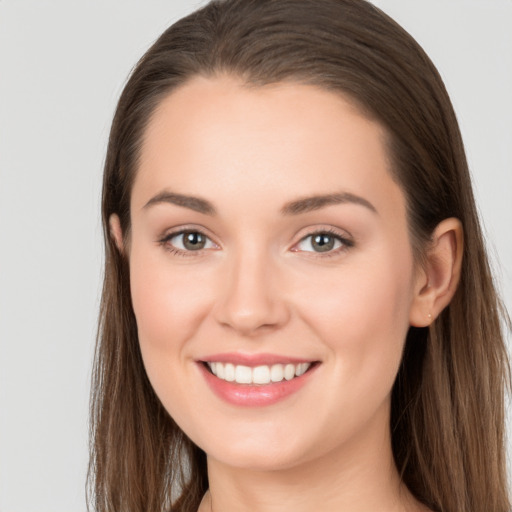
[294,228,354,259]
[158,228,216,258]
[158,227,354,258]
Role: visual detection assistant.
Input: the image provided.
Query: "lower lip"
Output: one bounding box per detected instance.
[197,362,318,407]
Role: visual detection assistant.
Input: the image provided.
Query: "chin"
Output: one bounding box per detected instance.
[192,419,326,472]
[207,443,309,472]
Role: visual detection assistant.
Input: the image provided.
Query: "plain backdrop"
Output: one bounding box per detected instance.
[0,1,511,511]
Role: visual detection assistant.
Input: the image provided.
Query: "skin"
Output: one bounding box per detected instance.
[111,75,462,512]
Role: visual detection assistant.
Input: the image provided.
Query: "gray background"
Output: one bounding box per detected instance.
[0,1,510,511]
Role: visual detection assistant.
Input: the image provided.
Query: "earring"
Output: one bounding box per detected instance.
[428,313,432,322]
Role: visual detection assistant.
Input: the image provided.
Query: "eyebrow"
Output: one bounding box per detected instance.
[143,190,377,216]
[280,192,378,216]
[143,191,216,215]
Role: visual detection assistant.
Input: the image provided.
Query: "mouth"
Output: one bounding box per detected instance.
[197,357,320,407]
[202,361,317,385]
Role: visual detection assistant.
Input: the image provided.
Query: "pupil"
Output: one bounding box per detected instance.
[312,234,334,252]
[183,232,205,250]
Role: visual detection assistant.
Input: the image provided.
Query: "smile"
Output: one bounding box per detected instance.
[206,362,311,384]
[198,356,319,407]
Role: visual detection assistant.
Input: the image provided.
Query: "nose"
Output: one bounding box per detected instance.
[213,248,291,337]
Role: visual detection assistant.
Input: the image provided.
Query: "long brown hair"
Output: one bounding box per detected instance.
[88,1,511,511]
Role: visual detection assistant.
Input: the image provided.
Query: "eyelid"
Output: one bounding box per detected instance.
[157,225,220,256]
[158,223,218,241]
[290,226,354,255]
[156,224,353,257]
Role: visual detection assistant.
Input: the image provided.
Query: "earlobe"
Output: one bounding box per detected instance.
[109,214,125,253]
[409,218,463,327]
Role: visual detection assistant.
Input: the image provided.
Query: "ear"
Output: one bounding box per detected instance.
[409,217,464,327]
[109,213,125,253]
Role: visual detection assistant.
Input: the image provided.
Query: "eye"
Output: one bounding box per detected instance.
[163,230,217,253]
[294,230,352,254]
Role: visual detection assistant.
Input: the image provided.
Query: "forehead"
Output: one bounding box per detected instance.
[132,75,404,223]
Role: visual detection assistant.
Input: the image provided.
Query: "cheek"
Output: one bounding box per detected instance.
[128,247,217,429]
[296,246,415,390]
[128,243,214,395]
[129,242,208,342]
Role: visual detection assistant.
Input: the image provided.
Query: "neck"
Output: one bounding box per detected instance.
[199,412,424,512]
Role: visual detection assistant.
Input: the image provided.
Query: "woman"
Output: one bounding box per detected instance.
[88,1,510,511]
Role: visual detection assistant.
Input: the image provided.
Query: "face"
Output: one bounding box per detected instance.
[123,75,421,472]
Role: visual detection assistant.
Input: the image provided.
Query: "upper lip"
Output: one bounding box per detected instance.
[198,352,318,367]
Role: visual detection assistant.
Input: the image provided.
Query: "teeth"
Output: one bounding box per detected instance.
[225,363,235,382]
[284,363,295,380]
[206,362,312,385]
[235,365,252,384]
[253,365,271,384]
[296,363,308,377]
[270,364,284,382]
